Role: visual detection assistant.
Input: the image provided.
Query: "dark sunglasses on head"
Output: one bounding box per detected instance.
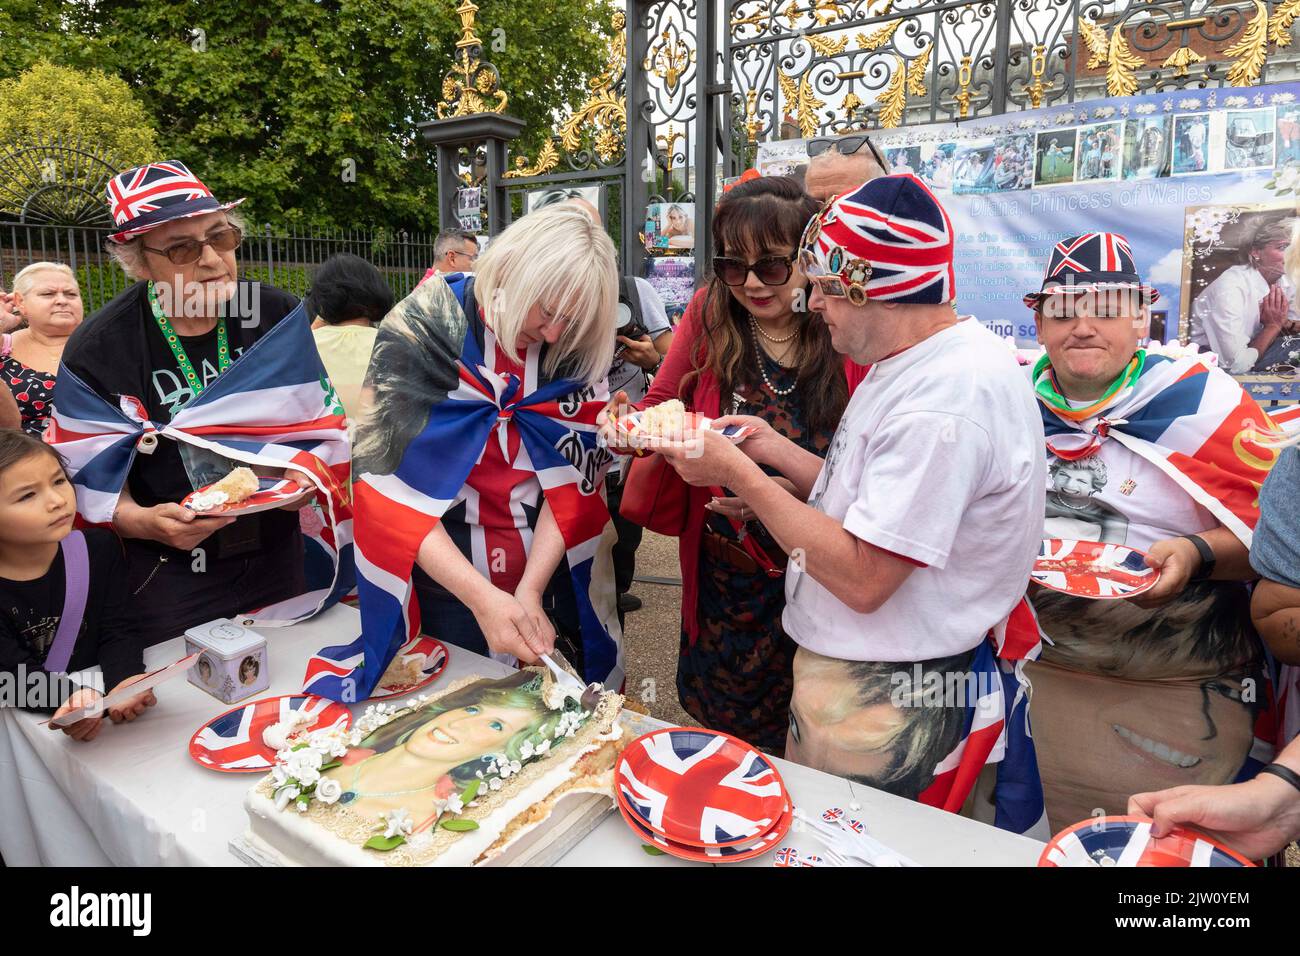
[141,225,243,265]
[806,134,889,172]
[712,254,794,287]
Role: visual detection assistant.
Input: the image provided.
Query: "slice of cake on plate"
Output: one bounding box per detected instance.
[242,669,625,866]
[189,466,260,512]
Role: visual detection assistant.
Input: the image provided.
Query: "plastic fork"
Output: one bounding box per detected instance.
[819,808,919,867]
[539,653,603,711]
[796,810,910,867]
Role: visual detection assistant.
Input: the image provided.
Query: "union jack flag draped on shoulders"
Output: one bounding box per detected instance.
[1033,350,1284,773]
[1033,351,1277,545]
[302,274,622,702]
[46,304,354,624]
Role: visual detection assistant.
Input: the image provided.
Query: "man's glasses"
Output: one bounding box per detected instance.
[141,225,243,265]
[712,254,794,287]
[806,133,889,172]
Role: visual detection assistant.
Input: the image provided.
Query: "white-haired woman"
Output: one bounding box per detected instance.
[57,161,316,647]
[353,204,624,685]
[4,262,84,435]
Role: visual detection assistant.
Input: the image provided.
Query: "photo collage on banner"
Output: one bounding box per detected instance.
[852,84,1300,388]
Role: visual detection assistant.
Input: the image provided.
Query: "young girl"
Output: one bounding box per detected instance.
[0,430,153,740]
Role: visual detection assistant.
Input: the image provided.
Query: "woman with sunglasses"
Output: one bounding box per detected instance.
[614,175,868,755]
[58,161,314,646]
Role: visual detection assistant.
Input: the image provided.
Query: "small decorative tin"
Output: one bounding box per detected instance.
[184,618,269,704]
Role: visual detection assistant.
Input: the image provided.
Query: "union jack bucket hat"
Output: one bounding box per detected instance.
[106,160,245,243]
[1024,232,1159,310]
[798,173,955,306]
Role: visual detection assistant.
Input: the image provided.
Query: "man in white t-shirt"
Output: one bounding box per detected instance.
[658,175,1047,830]
[1022,232,1274,830]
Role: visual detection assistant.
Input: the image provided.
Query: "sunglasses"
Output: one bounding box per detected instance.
[806,134,889,172]
[712,254,794,287]
[141,225,243,265]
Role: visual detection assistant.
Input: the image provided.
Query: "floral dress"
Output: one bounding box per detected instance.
[677,347,835,755]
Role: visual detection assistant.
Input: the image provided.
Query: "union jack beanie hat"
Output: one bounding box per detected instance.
[798,173,955,306]
[106,160,245,243]
[1024,232,1159,309]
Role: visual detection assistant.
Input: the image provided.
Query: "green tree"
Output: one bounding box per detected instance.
[0,0,616,231]
[0,61,161,221]
[0,61,160,158]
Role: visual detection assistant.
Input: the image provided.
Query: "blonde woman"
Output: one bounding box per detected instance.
[4,262,84,434]
[351,204,624,689]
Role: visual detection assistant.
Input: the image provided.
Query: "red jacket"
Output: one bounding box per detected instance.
[638,286,870,644]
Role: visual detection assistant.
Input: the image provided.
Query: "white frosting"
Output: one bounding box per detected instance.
[542,681,583,711]
[261,709,317,751]
[244,726,619,867]
[188,490,229,512]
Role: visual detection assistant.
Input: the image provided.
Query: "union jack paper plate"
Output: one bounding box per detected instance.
[368,635,449,700]
[182,477,311,518]
[1031,539,1160,600]
[188,694,352,773]
[616,726,789,847]
[617,792,792,863]
[1038,815,1254,868]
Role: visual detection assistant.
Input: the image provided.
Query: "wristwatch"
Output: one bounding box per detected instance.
[1181,533,1216,582]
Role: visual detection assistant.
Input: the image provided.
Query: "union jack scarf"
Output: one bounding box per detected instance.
[1034,352,1277,544]
[917,597,1049,838]
[1034,351,1283,773]
[302,275,622,702]
[46,305,355,624]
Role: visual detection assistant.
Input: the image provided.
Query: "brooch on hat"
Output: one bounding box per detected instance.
[843,258,872,306]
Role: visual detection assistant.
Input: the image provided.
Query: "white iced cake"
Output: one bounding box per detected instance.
[243,669,625,866]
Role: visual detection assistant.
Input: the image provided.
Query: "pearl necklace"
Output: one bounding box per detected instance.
[749,316,798,397]
[1050,491,1093,513]
[750,314,798,344]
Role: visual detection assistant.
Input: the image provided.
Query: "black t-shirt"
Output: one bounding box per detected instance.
[0,529,144,713]
[60,280,303,554]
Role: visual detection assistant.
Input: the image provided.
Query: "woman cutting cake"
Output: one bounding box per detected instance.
[347,203,622,692]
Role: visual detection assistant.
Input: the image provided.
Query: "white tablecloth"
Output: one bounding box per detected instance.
[0,605,1044,866]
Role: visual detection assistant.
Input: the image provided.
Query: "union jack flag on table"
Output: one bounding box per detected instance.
[189,695,350,772]
[47,304,355,624]
[303,274,622,702]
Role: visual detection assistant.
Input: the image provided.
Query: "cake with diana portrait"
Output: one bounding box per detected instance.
[242,669,625,866]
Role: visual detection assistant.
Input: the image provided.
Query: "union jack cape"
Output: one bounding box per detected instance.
[917,597,1049,838]
[303,274,622,702]
[1035,352,1283,773]
[46,305,355,624]
[1037,353,1277,545]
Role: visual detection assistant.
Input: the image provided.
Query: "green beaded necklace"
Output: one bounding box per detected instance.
[146,281,231,399]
